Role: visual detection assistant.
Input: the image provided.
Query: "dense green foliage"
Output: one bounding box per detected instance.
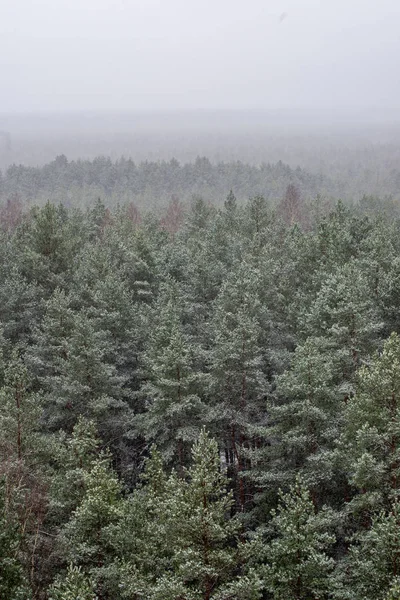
[2,189,400,599]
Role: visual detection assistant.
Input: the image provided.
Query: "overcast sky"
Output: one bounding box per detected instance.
[1,0,400,114]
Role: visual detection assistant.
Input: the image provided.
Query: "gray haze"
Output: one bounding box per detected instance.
[1,0,400,115]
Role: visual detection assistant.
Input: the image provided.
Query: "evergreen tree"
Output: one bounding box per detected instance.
[104,447,175,599]
[16,201,77,294]
[137,278,205,467]
[208,263,268,510]
[336,501,400,600]
[314,203,372,273]
[252,336,342,510]
[0,353,51,597]
[374,219,400,335]
[182,216,228,350]
[0,268,42,350]
[224,189,237,213]
[0,351,44,465]
[111,431,261,600]
[185,195,215,235]
[48,565,97,600]
[76,259,141,424]
[170,429,260,599]
[49,417,101,525]
[61,454,123,597]
[301,260,382,386]
[0,479,25,600]
[87,198,112,241]
[42,310,130,451]
[128,224,159,303]
[27,288,75,386]
[245,195,271,239]
[340,332,400,515]
[261,478,335,600]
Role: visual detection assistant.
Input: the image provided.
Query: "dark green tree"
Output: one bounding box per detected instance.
[137,278,206,467]
[0,479,25,600]
[261,478,335,600]
[252,336,342,510]
[340,332,400,515]
[110,431,261,600]
[60,454,123,599]
[336,501,400,600]
[48,565,97,600]
[208,263,268,511]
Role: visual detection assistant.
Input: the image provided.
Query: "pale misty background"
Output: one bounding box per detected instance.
[0,0,400,173]
[1,0,399,113]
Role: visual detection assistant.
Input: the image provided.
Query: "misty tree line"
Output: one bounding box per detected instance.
[0,154,327,209]
[2,154,400,210]
[2,192,400,599]
[0,153,377,210]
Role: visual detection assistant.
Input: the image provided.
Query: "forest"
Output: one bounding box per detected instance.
[1,182,400,600]
[3,113,400,206]
[0,155,327,210]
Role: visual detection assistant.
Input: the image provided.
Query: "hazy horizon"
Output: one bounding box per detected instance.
[1,0,400,115]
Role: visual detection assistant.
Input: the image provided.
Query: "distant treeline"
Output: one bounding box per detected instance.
[0,154,335,209]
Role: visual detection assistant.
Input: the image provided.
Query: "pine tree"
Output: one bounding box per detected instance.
[128,224,158,303]
[87,198,112,241]
[253,220,311,366]
[0,479,25,600]
[245,195,270,238]
[0,268,42,350]
[27,288,75,386]
[48,565,97,600]
[111,431,261,600]
[137,278,205,467]
[261,478,335,600]
[374,218,400,335]
[16,201,76,294]
[185,195,215,235]
[76,260,141,420]
[301,260,382,386]
[0,350,44,465]
[0,353,50,598]
[70,227,154,308]
[252,336,342,510]
[340,332,400,515]
[336,501,400,600]
[49,417,101,525]
[182,212,228,350]
[171,429,261,600]
[225,189,237,213]
[104,447,175,598]
[69,231,148,384]
[208,263,268,511]
[42,311,130,449]
[61,454,123,598]
[314,202,372,273]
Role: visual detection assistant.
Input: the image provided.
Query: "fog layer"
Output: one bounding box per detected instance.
[1,0,400,114]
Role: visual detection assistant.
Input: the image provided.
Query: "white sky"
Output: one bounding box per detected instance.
[1,0,400,113]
